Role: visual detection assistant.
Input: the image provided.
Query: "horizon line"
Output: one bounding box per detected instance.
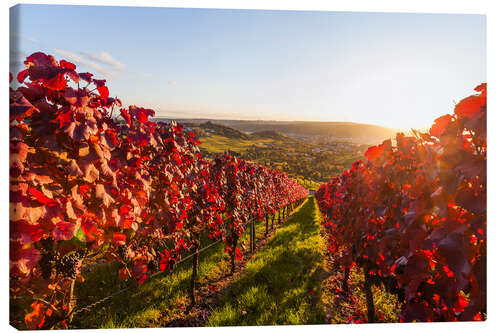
[152,115,414,132]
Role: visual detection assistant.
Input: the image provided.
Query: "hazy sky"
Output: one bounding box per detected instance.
[10,5,485,130]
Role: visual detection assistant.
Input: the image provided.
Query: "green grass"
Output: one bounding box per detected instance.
[206,196,326,326]
[295,177,321,191]
[200,135,274,154]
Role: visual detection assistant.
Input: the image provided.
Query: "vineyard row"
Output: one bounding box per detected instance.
[316,83,486,322]
[9,52,309,329]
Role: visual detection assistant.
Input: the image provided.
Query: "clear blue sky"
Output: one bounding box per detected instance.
[10,4,485,130]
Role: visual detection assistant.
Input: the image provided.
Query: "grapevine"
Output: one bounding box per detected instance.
[316,83,486,322]
[9,51,308,329]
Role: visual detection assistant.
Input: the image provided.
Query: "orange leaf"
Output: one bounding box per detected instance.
[25,301,46,329]
[429,114,453,137]
[365,145,384,162]
[112,232,127,246]
[455,95,484,119]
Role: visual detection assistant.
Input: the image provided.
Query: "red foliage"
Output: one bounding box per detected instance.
[316,84,486,322]
[9,51,308,329]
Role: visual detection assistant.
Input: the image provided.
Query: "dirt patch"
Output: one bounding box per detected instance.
[321,255,359,324]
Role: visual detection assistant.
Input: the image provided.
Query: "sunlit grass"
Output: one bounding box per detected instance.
[206,196,326,326]
[200,135,274,154]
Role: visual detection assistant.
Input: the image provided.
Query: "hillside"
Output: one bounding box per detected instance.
[251,130,295,141]
[184,121,252,140]
[190,125,368,185]
[221,120,398,144]
[158,118,398,145]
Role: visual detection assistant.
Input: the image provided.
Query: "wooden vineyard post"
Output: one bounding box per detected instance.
[252,218,256,252]
[190,241,200,306]
[250,218,255,253]
[248,219,252,253]
[230,236,238,275]
[67,278,76,322]
[363,267,375,323]
[342,266,350,294]
[265,214,269,236]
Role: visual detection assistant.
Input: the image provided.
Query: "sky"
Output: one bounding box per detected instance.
[9,4,486,130]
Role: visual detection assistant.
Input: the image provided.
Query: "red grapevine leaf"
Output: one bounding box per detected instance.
[81,217,100,242]
[120,108,131,126]
[45,72,67,91]
[59,59,76,70]
[97,85,109,101]
[365,145,384,162]
[17,69,29,83]
[430,114,453,138]
[52,221,76,241]
[455,95,484,119]
[28,187,54,205]
[55,109,73,128]
[25,52,58,67]
[112,232,127,246]
[79,72,93,83]
[25,301,47,329]
[93,79,106,87]
[474,83,486,93]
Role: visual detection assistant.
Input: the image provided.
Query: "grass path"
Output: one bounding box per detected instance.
[206,196,326,326]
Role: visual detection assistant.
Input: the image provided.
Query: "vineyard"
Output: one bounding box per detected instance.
[316,83,486,322]
[9,51,486,329]
[9,52,308,329]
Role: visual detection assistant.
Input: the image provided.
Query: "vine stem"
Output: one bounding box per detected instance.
[363,266,375,323]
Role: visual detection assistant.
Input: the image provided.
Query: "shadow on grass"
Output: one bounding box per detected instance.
[206,196,326,326]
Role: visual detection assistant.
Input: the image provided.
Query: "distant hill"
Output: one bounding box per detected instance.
[155,118,398,145]
[217,120,398,144]
[184,121,251,140]
[251,130,292,141]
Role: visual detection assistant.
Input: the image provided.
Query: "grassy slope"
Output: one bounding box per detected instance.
[200,135,273,154]
[206,196,326,326]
